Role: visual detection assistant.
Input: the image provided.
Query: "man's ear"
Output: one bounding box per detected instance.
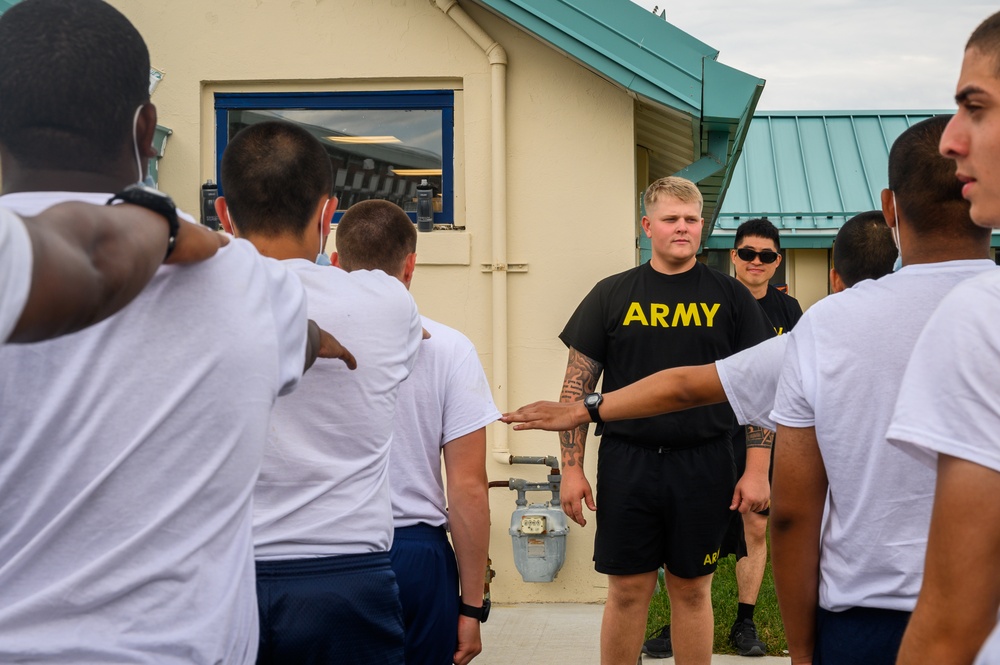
[135,102,159,159]
[830,267,847,293]
[401,252,417,288]
[215,196,235,235]
[641,216,652,238]
[325,196,338,224]
[881,188,896,229]
[330,251,341,268]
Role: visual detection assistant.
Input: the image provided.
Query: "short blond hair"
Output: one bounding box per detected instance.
[643,176,703,214]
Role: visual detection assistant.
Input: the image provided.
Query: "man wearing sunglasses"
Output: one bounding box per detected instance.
[726,218,802,657]
[730,219,801,337]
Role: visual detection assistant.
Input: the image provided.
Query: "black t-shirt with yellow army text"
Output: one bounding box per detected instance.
[560,261,772,450]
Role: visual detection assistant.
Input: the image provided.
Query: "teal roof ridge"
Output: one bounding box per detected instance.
[467,0,752,115]
[753,109,955,117]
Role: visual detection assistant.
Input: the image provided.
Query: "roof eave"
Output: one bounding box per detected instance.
[462,0,764,232]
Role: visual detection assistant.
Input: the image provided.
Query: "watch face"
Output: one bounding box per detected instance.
[584,393,600,407]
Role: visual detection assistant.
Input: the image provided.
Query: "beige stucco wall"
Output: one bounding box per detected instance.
[786,249,831,311]
[109,0,638,603]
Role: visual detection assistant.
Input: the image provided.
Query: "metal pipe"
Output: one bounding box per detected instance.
[433,0,511,465]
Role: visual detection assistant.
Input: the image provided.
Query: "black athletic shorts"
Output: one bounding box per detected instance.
[733,425,773,517]
[594,437,742,578]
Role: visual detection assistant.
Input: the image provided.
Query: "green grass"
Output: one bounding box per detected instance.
[644,554,787,656]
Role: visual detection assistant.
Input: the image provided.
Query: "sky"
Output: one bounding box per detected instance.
[628,0,993,111]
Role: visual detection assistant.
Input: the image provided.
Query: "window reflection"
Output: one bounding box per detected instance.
[227,108,443,215]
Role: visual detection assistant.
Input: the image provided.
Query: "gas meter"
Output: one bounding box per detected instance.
[500,456,569,583]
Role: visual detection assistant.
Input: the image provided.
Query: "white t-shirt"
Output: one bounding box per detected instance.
[716,334,787,431]
[977,629,1000,665]
[0,207,32,343]
[0,191,308,664]
[390,316,500,528]
[253,260,422,560]
[885,269,1000,665]
[770,260,995,613]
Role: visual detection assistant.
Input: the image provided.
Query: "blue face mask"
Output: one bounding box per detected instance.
[891,192,903,272]
[316,198,332,265]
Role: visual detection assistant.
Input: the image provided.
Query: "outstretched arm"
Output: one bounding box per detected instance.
[10,202,226,343]
[558,347,602,527]
[443,429,490,665]
[502,362,725,431]
[770,424,827,665]
[896,454,1000,665]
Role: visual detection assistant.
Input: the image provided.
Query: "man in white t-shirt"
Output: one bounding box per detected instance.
[215,120,423,665]
[501,211,896,438]
[891,12,1000,665]
[332,199,499,665]
[0,1,334,662]
[768,115,995,665]
[2,202,226,344]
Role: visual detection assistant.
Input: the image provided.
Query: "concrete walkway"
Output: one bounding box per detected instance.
[479,604,787,664]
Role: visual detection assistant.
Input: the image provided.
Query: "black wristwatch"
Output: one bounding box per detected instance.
[459,599,491,623]
[584,392,605,435]
[107,184,180,261]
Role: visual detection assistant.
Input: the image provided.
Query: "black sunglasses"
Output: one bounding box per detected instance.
[736,247,779,264]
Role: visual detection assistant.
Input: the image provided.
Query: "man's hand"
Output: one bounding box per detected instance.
[731,434,771,513]
[560,469,596,526]
[316,327,357,369]
[163,219,228,265]
[731,471,770,514]
[453,615,483,665]
[501,400,589,432]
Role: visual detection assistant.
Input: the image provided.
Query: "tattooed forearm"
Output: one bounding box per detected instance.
[558,348,603,468]
[746,425,775,449]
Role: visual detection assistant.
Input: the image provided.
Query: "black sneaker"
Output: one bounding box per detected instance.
[729,618,766,657]
[641,623,672,659]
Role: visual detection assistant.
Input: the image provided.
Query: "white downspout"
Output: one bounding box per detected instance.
[433,0,511,464]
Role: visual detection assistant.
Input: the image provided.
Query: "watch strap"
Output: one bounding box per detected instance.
[107,185,180,261]
[459,601,489,623]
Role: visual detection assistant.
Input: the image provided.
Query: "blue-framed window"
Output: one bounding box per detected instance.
[215,91,455,224]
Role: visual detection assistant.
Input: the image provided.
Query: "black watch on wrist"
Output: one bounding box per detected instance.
[584,392,605,436]
[459,599,491,623]
[107,184,180,261]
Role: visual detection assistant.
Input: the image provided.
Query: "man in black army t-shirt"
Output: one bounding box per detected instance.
[557,176,772,665]
[726,218,801,656]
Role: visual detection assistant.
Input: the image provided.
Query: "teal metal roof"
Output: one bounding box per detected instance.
[464,0,764,232]
[708,111,948,249]
[0,0,18,12]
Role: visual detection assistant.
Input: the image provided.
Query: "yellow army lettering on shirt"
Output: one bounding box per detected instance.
[702,548,721,566]
[622,302,722,328]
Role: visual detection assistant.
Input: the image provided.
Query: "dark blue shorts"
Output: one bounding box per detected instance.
[814,606,911,665]
[255,551,404,665]
[594,437,741,578]
[389,524,460,665]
